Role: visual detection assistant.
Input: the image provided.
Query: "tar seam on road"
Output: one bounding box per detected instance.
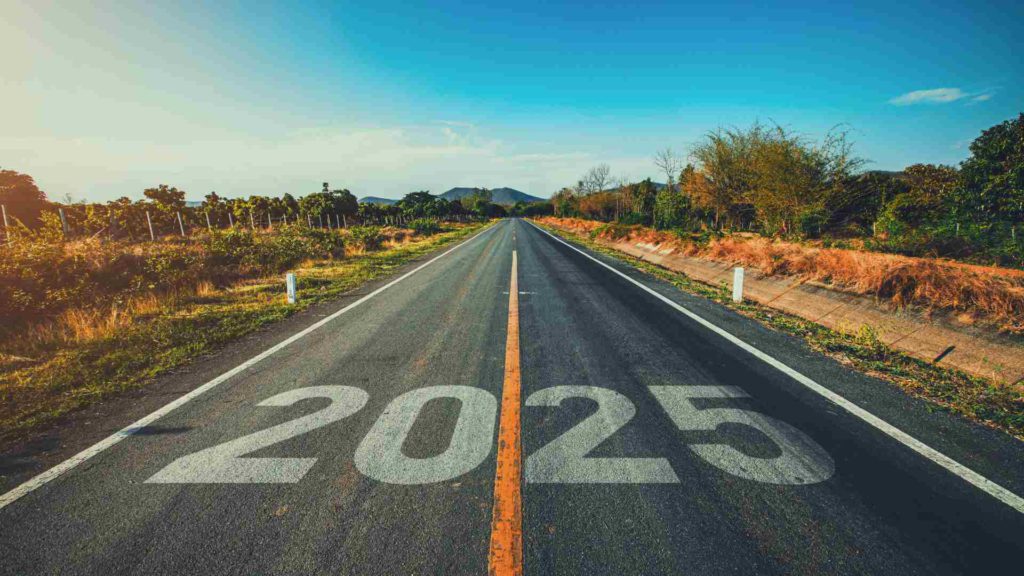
[527,220,1024,515]
[489,248,524,576]
[0,223,500,511]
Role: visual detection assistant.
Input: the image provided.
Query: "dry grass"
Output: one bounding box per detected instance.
[0,221,492,441]
[537,217,1024,332]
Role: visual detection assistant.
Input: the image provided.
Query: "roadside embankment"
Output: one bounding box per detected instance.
[0,221,493,442]
[536,217,1024,387]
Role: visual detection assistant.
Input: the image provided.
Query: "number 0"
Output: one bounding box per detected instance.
[354,385,497,484]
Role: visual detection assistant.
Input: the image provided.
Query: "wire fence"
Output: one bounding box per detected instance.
[0,204,480,246]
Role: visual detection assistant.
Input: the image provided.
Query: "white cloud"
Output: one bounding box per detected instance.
[888,88,967,105]
[888,87,993,106]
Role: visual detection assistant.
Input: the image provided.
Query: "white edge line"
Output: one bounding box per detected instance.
[528,220,1024,514]
[0,222,501,510]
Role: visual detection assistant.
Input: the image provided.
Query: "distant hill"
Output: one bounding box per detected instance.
[358,196,397,205]
[441,187,546,205]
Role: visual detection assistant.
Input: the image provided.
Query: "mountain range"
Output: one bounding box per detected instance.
[358,196,397,205]
[439,187,546,205]
[359,187,546,206]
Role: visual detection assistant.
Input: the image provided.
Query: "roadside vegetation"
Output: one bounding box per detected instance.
[545,113,1023,269]
[538,217,1024,334]
[532,220,1024,440]
[0,175,497,442]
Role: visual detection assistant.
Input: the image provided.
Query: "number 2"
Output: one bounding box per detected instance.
[525,386,679,484]
[146,386,368,484]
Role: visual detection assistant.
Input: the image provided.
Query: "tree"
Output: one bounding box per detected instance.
[143,184,186,212]
[551,187,576,217]
[0,169,49,227]
[580,164,611,195]
[653,148,683,192]
[956,113,1024,226]
[654,185,690,230]
[875,164,959,237]
[463,188,493,216]
[399,191,439,218]
[629,179,658,224]
[330,189,359,217]
[578,192,618,221]
[281,193,300,219]
[690,127,761,229]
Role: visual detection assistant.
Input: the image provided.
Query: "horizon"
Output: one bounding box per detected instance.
[3,0,1021,203]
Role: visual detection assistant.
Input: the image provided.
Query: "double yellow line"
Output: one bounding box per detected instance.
[488,249,523,576]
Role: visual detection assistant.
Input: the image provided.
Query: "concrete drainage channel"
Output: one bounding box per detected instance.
[549,224,1024,387]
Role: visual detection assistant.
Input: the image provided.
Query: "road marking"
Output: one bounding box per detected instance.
[528,220,1024,514]
[147,386,369,484]
[354,385,497,485]
[0,223,500,511]
[525,386,679,484]
[489,249,523,576]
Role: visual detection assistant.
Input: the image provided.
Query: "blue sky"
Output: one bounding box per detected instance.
[2,0,1021,201]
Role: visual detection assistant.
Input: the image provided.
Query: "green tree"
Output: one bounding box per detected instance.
[654,185,690,229]
[956,113,1024,226]
[143,184,186,212]
[398,191,439,218]
[0,169,49,228]
[875,164,960,237]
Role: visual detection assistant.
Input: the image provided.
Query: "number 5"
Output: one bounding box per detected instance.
[649,386,834,485]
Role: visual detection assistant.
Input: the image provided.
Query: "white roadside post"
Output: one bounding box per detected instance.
[286,273,297,304]
[732,267,745,303]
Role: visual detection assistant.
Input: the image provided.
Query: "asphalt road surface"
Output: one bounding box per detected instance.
[2,218,1023,575]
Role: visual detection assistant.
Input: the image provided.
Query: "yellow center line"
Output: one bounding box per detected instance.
[489,248,523,576]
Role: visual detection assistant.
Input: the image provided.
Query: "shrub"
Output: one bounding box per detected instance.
[347,226,383,251]
[408,218,442,236]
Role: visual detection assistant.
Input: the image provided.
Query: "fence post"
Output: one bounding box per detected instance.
[58,208,70,238]
[286,273,297,304]
[177,211,186,236]
[205,211,212,232]
[1,204,9,244]
[732,267,744,303]
[146,211,155,241]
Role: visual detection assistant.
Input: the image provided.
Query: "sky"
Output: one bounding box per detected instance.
[2,0,1022,202]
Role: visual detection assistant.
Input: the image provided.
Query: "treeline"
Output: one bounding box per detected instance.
[0,179,506,242]
[549,114,1023,267]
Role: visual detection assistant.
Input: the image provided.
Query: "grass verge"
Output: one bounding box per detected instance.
[0,221,494,443]
[533,220,1024,440]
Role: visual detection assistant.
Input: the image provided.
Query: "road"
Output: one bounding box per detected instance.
[2,218,1023,575]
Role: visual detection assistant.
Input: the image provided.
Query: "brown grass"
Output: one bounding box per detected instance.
[537,217,1024,332]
